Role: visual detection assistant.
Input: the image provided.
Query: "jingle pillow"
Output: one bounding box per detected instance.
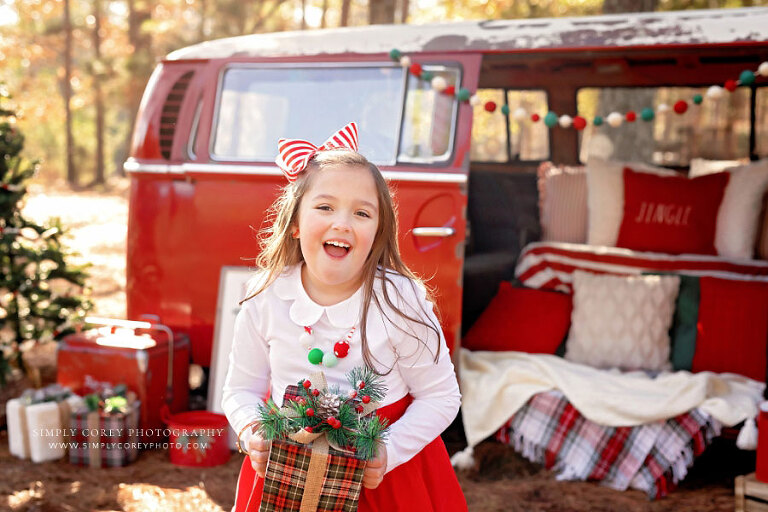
[564,271,680,371]
[462,281,572,353]
[585,159,677,247]
[689,159,768,260]
[616,168,729,255]
[537,162,588,243]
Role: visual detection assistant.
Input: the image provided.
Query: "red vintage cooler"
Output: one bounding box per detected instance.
[57,321,190,442]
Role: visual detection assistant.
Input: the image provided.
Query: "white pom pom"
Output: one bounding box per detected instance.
[469,94,482,107]
[607,112,623,127]
[657,103,670,113]
[737,416,758,450]
[558,115,573,128]
[758,62,768,77]
[399,56,411,68]
[450,445,475,470]
[299,332,313,349]
[512,107,527,121]
[706,85,724,99]
[431,76,447,92]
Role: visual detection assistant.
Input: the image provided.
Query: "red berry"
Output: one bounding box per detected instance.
[409,63,422,77]
[358,381,365,390]
[305,408,315,417]
[572,116,587,130]
[673,100,688,114]
[362,395,371,404]
[302,380,311,389]
[484,101,496,113]
[295,397,306,405]
[305,426,313,433]
[349,390,357,399]
[531,113,540,122]
[724,79,738,92]
[356,406,364,413]
[312,389,320,396]
[625,111,636,122]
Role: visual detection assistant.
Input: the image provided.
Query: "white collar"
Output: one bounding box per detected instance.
[272,264,363,328]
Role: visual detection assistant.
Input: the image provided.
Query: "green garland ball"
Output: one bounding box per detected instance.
[593,115,604,126]
[544,112,558,127]
[640,107,655,122]
[389,49,401,61]
[456,88,471,102]
[500,104,510,115]
[692,94,703,105]
[739,70,756,86]
[421,70,434,82]
[308,348,324,365]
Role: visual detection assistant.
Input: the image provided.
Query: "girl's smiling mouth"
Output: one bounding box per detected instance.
[324,239,351,258]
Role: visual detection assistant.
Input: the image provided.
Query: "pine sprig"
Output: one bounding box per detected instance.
[256,398,293,441]
[346,366,387,402]
[355,415,390,461]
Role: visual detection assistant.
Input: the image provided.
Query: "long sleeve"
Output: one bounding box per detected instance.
[382,281,461,473]
[221,299,271,450]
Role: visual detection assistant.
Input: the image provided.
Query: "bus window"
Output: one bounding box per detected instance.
[470,89,549,163]
[398,66,459,163]
[577,86,752,166]
[758,87,768,159]
[212,65,405,164]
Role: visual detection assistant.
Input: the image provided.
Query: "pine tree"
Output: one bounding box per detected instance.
[0,84,92,386]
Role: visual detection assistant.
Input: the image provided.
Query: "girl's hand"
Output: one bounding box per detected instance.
[362,446,387,489]
[247,434,270,478]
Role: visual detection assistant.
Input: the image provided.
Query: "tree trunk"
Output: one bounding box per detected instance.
[92,0,105,186]
[199,0,206,40]
[300,0,306,29]
[369,0,396,25]
[341,0,351,26]
[63,0,76,186]
[399,0,409,23]
[321,0,328,28]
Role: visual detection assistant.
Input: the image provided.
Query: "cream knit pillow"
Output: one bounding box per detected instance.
[564,271,680,371]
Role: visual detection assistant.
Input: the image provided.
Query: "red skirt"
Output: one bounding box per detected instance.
[234,395,468,511]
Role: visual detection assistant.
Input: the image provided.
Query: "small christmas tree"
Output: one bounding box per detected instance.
[0,84,92,386]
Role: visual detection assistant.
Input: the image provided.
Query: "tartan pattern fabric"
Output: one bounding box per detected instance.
[259,439,366,512]
[494,390,720,499]
[68,401,140,467]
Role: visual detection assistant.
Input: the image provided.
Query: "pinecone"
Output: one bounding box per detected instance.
[315,393,341,419]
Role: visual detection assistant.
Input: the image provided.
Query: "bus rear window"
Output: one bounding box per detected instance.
[213,65,405,164]
[577,86,753,166]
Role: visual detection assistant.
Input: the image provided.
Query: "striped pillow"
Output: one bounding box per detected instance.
[537,162,587,243]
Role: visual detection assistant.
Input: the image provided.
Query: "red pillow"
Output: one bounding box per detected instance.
[691,277,768,382]
[462,282,572,353]
[616,167,729,255]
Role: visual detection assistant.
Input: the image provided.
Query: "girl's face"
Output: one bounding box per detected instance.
[295,164,380,303]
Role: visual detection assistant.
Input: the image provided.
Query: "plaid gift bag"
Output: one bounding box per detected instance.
[69,400,140,468]
[259,383,369,512]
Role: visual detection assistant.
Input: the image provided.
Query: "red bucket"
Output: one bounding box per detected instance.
[162,406,230,467]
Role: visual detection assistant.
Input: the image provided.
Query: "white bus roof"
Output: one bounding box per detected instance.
[167,7,768,61]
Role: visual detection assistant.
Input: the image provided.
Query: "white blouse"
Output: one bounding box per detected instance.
[221,263,461,473]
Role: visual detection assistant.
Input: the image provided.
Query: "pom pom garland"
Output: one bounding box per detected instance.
[531,113,540,122]
[484,101,497,113]
[558,115,572,128]
[500,104,510,116]
[469,94,482,106]
[640,107,654,121]
[625,110,636,122]
[739,70,755,86]
[607,112,623,127]
[572,116,587,130]
[409,63,422,77]
[673,100,688,114]
[724,79,738,92]
[431,76,447,92]
[512,107,527,121]
[544,112,558,127]
[399,55,411,68]
[657,103,670,113]
[759,62,768,77]
[706,85,724,99]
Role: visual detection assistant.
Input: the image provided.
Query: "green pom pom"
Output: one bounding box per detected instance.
[593,115,604,126]
[456,88,471,102]
[500,104,510,115]
[692,94,703,105]
[640,107,655,121]
[739,70,756,86]
[308,348,323,365]
[544,112,558,127]
[389,49,401,61]
[421,70,434,82]
[322,352,339,368]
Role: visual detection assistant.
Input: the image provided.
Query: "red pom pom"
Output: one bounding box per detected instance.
[305,408,315,417]
[409,63,422,77]
[302,380,311,389]
[531,113,540,122]
[312,389,320,396]
[673,100,688,114]
[572,116,587,130]
[362,395,371,404]
[484,101,497,113]
[443,86,455,96]
[334,341,350,358]
[724,79,738,92]
[625,111,636,122]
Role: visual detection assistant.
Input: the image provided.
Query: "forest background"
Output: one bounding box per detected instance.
[1,0,767,188]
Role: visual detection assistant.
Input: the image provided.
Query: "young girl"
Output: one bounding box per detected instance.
[222,122,467,511]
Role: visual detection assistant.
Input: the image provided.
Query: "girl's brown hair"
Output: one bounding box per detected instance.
[242,150,442,371]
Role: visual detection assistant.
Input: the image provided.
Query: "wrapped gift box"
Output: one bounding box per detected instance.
[6,385,84,463]
[68,393,141,468]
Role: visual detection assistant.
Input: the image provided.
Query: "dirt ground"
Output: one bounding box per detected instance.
[1,178,751,511]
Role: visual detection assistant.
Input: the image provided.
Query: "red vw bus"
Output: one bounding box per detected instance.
[125,7,768,370]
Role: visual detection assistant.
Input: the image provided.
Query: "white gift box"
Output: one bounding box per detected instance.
[7,394,84,463]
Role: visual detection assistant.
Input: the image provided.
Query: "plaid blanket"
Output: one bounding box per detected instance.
[494,390,721,499]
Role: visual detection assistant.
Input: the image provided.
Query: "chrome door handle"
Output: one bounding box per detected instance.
[412,227,455,237]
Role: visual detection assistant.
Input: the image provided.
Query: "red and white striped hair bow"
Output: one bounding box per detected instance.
[275,122,359,182]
